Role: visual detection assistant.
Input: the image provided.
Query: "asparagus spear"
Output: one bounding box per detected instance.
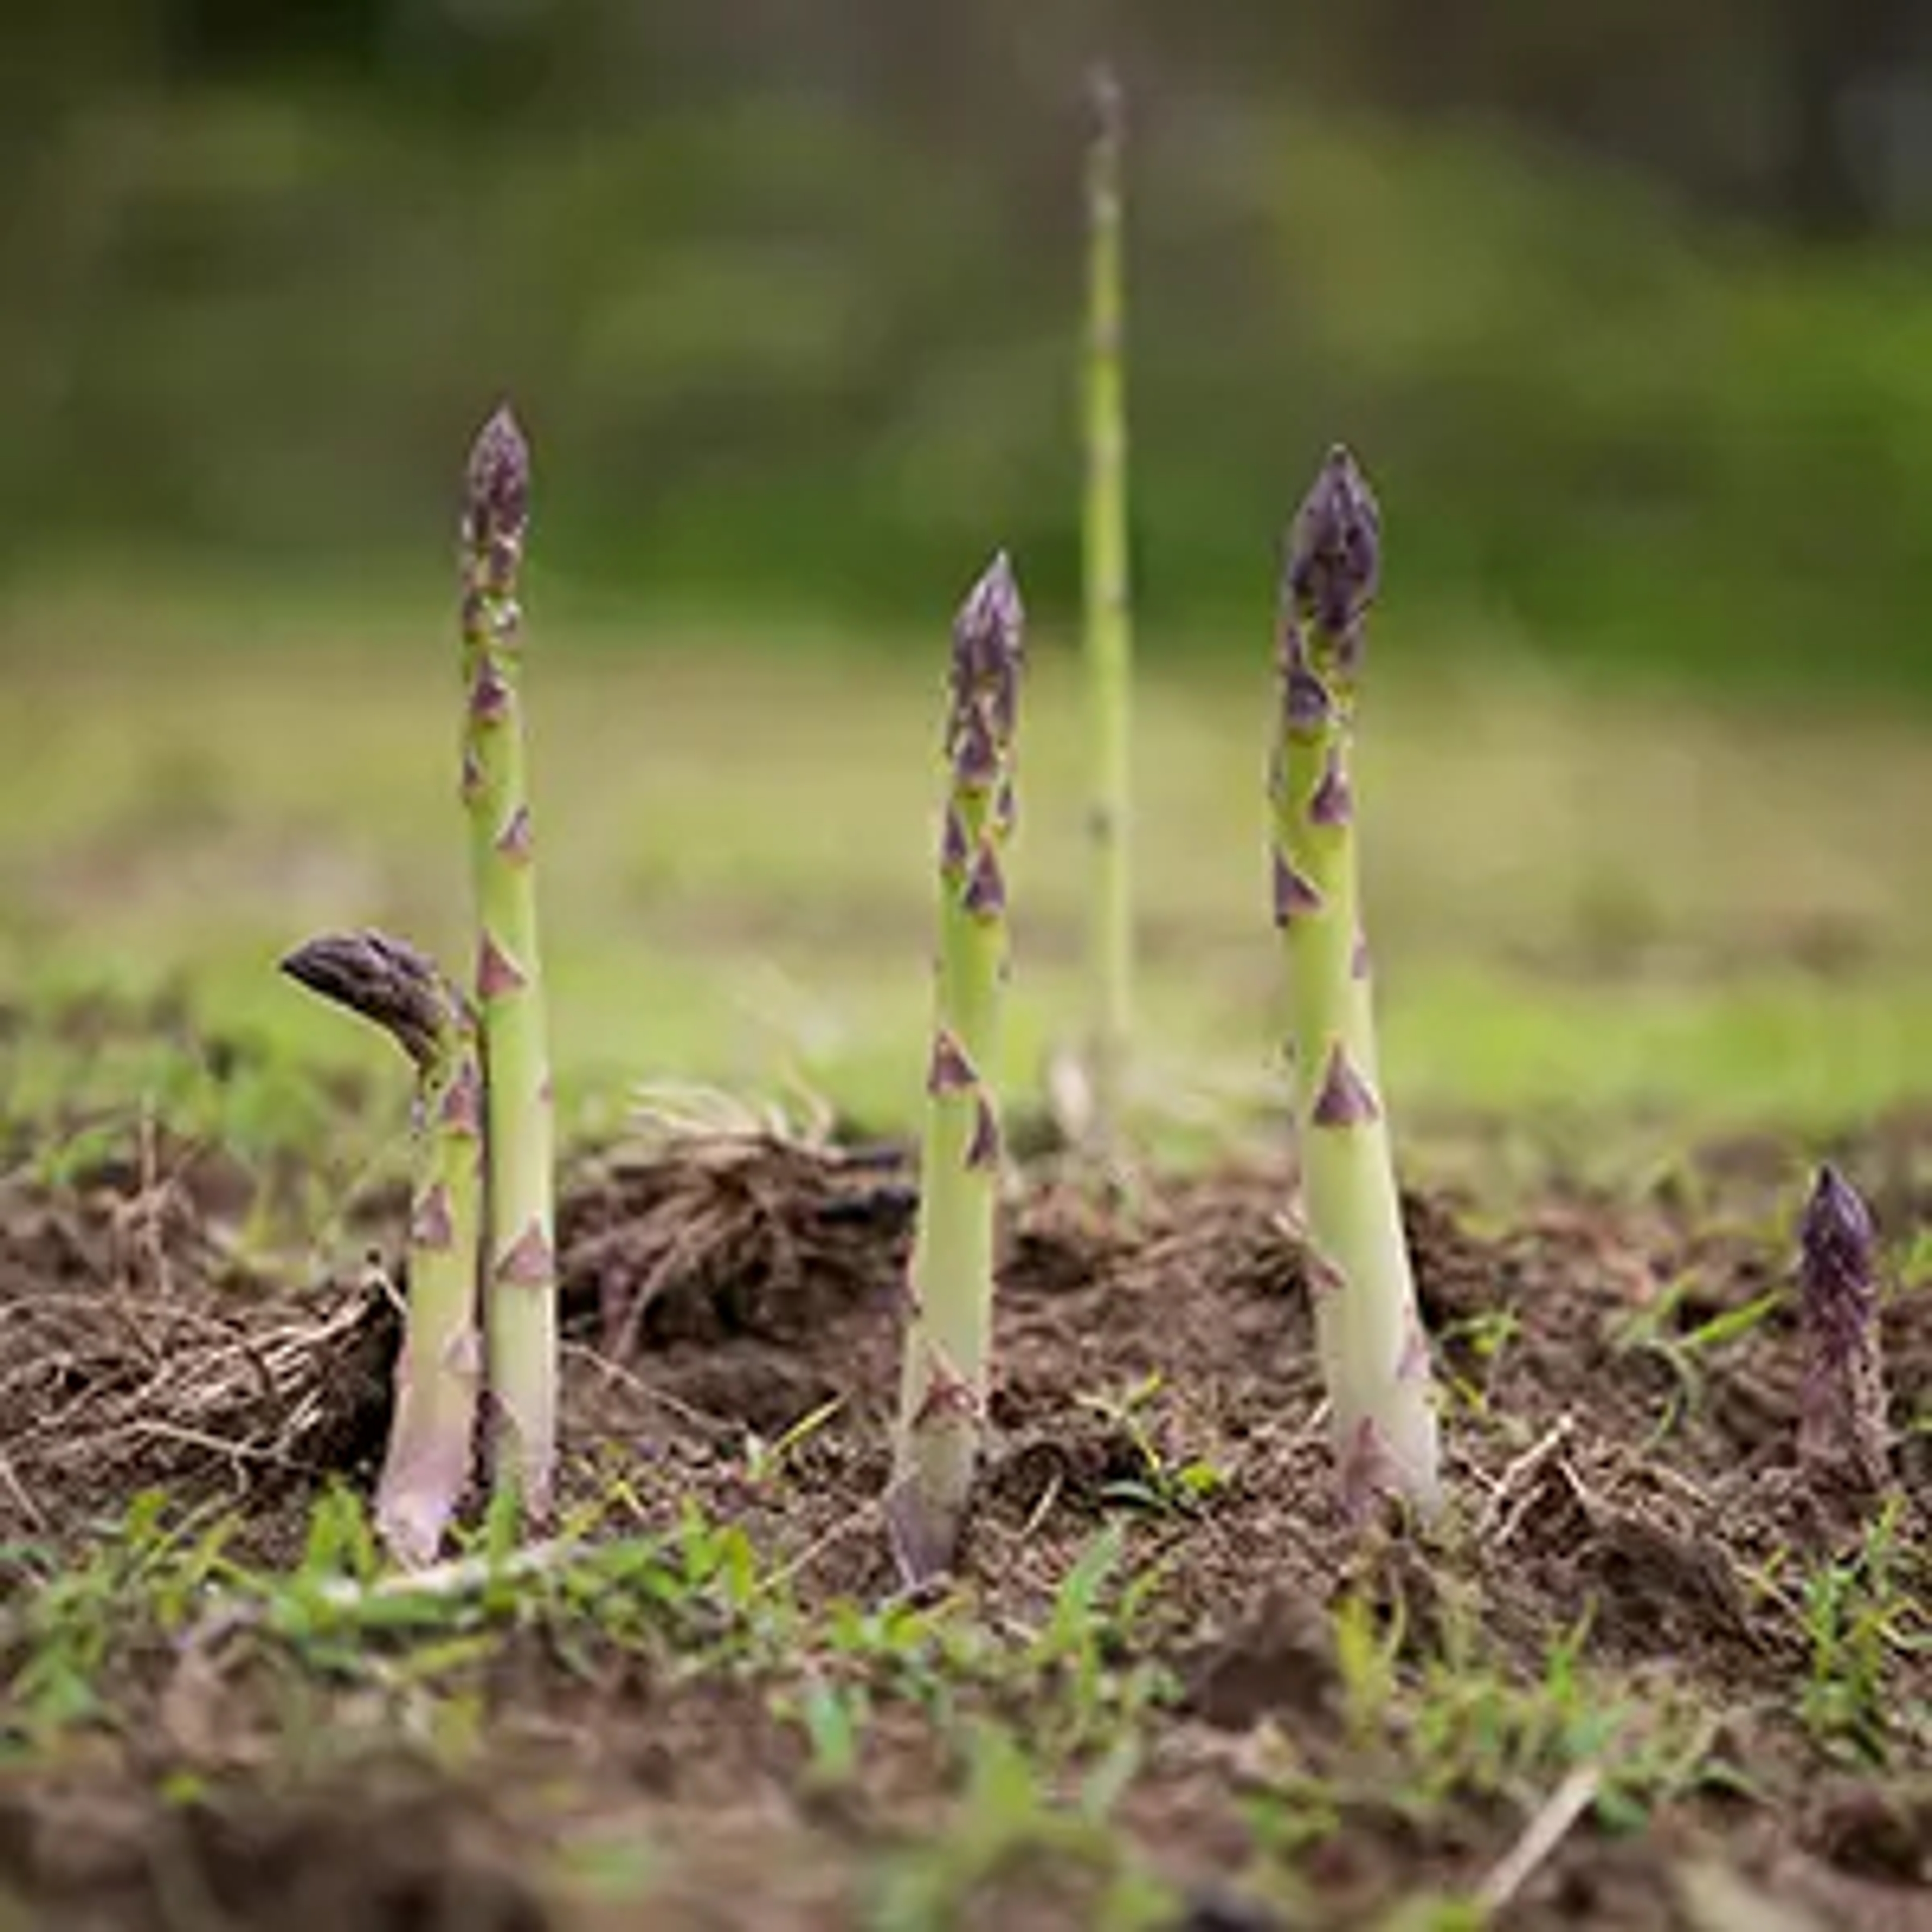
[887,552,1026,1583]
[281,930,484,1567]
[460,403,558,1522]
[1269,446,1440,1518]
[1081,66,1135,1154]
[1798,1163,1891,1493]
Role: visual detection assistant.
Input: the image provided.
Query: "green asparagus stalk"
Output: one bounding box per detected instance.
[1269,447,1440,1518]
[1081,66,1135,1153]
[1797,1163,1891,1493]
[887,552,1026,1583]
[281,930,484,1567]
[460,403,558,1523]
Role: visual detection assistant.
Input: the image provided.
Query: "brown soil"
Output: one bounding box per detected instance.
[0,1115,1928,1930]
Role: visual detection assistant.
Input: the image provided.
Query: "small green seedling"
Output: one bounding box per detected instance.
[742,1395,845,1491]
[1075,1373,1228,1515]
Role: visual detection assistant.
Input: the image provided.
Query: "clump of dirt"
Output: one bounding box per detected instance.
[0,1139,394,1545]
[1,1111,1929,1930]
[558,1132,918,1355]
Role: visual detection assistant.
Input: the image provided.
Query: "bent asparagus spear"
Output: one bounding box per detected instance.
[282,929,484,1566]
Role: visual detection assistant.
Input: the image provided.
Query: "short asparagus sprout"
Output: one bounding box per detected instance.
[1269,446,1441,1518]
[1797,1163,1891,1493]
[1081,65,1135,1154]
[887,553,1026,1583]
[460,403,558,1523]
[281,930,484,1567]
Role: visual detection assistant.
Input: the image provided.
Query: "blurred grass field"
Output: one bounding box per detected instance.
[3,570,1930,1184]
[21,89,1932,699]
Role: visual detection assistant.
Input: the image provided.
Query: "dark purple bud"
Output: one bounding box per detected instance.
[464,403,531,550]
[1799,1163,1882,1439]
[962,842,1006,919]
[281,929,461,1073]
[496,1219,555,1288]
[949,550,1024,742]
[964,1093,1002,1171]
[1271,849,1324,926]
[459,746,484,805]
[1801,1165,1877,1308]
[927,1027,977,1095]
[1309,748,1353,827]
[1285,445,1381,652]
[1796,1163,1890,1494]
[1311,1042,1381,1128]
[476,934,527,999]
[996,776,1018,837]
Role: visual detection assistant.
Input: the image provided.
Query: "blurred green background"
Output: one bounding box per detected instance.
[12,0,1932,692]
[9,1,1932,1168]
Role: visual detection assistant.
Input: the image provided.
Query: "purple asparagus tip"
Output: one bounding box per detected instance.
[944,551,1024,797]
[465,403,531,546]
[1800,1162,1879,1351]
[952,553,1023,707]
[280,930,461,1073]
[1286,446,1381,648]
[1797,1162,1891,1489]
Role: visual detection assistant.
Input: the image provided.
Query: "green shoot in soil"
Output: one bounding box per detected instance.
[1269,447,1440,1516]
[1797,1163,1891,1494]
[1081,66,1135,1160]
[279,930,484,1566]
[887,553,1026,1584]
[460,404,560,1526]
